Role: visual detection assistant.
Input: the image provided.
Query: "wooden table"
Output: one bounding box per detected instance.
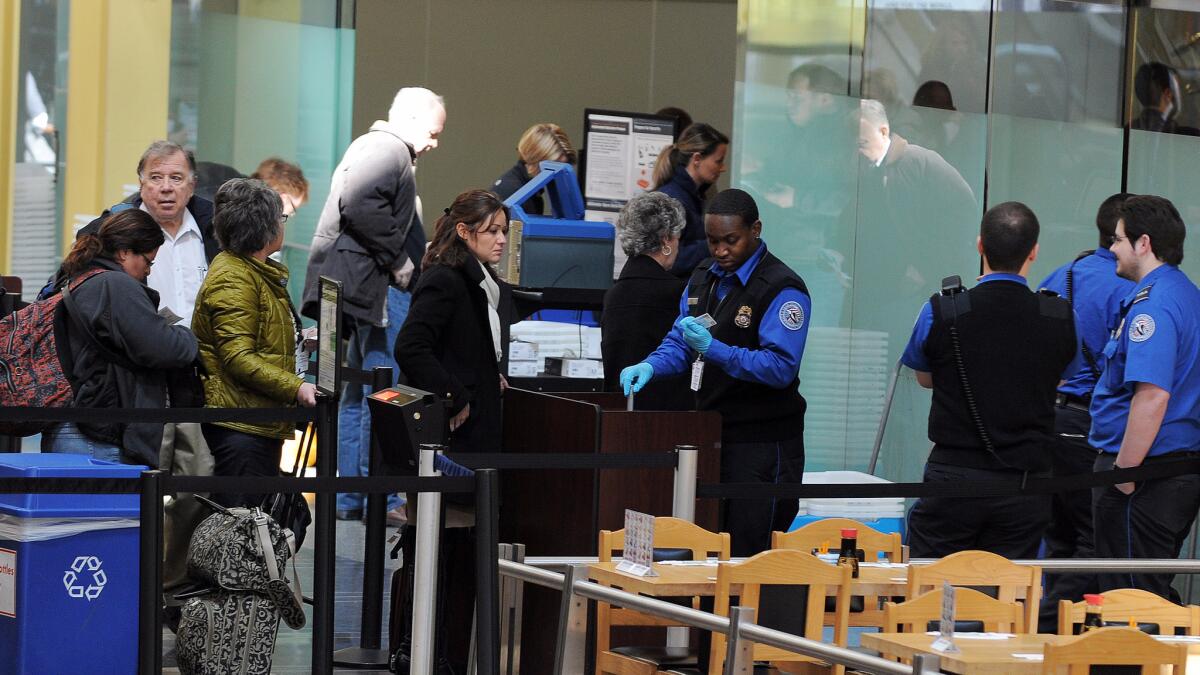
[862,632,1200,674]
[588,561,910,598]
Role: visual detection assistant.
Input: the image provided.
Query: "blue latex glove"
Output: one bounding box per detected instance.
[620,363,654,395]
[679,316,713,355]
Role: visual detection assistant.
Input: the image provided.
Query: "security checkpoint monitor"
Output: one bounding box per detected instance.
[367,385,448,476]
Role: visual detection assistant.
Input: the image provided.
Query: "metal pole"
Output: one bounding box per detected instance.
[722,606,755,675]
[672,445,698,523]
[912,653,941,674]
[138,469,165,675]
[475,469,501,675]
[868,359,902,475]
[334,366,393,667]
[552,564,589,675]
[411,445,444,675]
[510,544,525,675]
[311,396,337,674]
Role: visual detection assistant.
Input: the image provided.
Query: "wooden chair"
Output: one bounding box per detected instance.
[706,549,853,675]
[907,550,1040,633]
[882,587,1025,639]
[771,517,903,562]
[596,518,731,675]
[1056,588,1200,636]
[1041,626,1187,674]
[773,518,904,628]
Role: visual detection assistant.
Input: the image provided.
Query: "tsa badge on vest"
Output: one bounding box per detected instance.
[734,305,753,328]
[1129,313,1155,342]
[779,300,805,331]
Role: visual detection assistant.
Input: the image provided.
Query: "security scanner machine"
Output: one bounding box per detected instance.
[367,385,448,475]
[501,160,614,293]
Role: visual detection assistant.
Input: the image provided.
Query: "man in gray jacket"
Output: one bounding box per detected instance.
[302,87,445,520]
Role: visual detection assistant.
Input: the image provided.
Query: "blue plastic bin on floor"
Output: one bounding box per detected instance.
[0,454,144,675]
[788,514,906,541]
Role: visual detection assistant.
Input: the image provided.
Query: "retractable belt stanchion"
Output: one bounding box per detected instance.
[667,445,698,649]
[333,366,393,668]
[411,445,445,674]
[312,395,337,674]
[475,468,501,675]
[138,469,165,675]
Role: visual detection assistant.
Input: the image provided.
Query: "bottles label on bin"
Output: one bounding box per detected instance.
[62,555,106,601]
[0,548,14,617]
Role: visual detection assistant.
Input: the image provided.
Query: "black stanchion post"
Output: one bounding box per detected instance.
[475,468,501,675]
[138,469,165,675]
[312,396,337,674]
[334,366,392,667]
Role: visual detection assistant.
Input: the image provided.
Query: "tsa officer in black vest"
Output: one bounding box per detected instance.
[1089,195,1200,600]
[620,189,811,556]
[1034,193,1134,626]
[901,201,1078,560]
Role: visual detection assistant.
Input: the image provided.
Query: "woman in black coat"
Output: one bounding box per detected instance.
[601,191,693,410]
[394,189,513,454]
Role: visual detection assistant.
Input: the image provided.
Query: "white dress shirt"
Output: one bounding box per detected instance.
[143,205,208,327]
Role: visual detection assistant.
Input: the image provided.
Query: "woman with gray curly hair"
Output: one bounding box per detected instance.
[192,178,318,508]
[600,192,693,410]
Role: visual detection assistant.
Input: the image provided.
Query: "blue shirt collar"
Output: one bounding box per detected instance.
[1123,264,1175,306]
[977,272,1027,286]
[708,241,768,286]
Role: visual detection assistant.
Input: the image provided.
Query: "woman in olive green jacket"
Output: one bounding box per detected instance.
[192,178,318,508]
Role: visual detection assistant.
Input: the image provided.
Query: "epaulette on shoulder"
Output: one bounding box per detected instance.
[1037,289,1071,320]
[1037,288,1060,298]
[1132,284,1153,305]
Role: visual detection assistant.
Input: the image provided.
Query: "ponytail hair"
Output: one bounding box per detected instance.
[422,189,510,271]
[61,209,165,278]
[651,122,729,190]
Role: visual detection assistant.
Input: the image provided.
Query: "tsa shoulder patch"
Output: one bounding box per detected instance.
[1128,313,1155,343]
[778,300,806,331]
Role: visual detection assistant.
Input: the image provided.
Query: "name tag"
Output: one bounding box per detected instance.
[690,359,705,391]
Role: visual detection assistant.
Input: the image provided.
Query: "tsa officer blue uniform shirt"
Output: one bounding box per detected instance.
[1038,249,1135,399]
[1089,265,1200,457]
[644,242,811,387]
[901,272,1084,378]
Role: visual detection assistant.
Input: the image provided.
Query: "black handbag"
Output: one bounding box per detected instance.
[165,360,207,408]
[260,422,314,549]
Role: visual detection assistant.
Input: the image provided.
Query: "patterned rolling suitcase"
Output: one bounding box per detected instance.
[176,589,281,675]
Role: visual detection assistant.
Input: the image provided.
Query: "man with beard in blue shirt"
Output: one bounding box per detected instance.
[1089,195,1200,600]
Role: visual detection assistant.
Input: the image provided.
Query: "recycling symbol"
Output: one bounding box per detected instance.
[62,556,107,601]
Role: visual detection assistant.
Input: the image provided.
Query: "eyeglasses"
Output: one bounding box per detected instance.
[280,213,290,224]
[139,253,155,268]
[1111,234,1129,246]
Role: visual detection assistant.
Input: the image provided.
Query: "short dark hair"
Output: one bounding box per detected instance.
[213,178,283,256]
[1121,194,1185,266]
[707,189,759,227]
[980,201,1040,272]
[1095,192,1133,247]
[912,80,955,111]
[787,63,847,95]
[137,140,197,179]
[1134,62,1176,107]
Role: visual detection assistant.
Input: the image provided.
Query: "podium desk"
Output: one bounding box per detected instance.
[499,388,721,673]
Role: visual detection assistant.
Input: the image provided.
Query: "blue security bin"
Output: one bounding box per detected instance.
[0,454,144,675]
[788,514,906,541]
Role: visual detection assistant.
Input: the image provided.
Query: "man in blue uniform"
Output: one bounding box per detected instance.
[902,202,1077,559]
[1089,195,1200,599]
[620,189,811,556]
[1036,193,1134,625]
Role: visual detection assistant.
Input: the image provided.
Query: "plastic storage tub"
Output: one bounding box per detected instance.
[0,454,144,675]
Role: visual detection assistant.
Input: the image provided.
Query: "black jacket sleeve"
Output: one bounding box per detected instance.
[394,266,470,414]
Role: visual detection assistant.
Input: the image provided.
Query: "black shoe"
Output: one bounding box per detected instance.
[336,508,364,521]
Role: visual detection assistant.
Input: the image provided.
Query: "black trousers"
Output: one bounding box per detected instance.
[720,433,805,557]
[1092,452,1200,600]
[1038,405,1100,631]
[201,423,284,509]
[908,461,1050,559]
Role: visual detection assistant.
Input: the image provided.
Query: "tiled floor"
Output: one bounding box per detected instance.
[161,518,403,674]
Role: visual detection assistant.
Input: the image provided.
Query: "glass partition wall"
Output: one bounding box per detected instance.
[734,0,1200,480]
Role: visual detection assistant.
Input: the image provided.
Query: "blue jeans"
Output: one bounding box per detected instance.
[41,422,121,463]
[337,287,409,512]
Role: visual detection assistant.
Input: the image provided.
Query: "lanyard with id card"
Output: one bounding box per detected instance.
[690,313,717,391]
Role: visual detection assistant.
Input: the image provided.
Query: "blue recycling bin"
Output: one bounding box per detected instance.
[0,454,144,675]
